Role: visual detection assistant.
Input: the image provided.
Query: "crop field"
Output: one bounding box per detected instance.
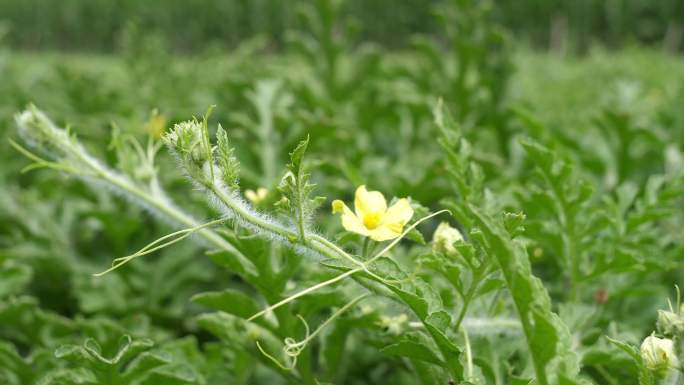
[1,1,684,384]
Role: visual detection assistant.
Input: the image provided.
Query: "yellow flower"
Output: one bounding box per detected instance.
[332,185,413,242]
[245,187,269,204]
[143,111,167,139]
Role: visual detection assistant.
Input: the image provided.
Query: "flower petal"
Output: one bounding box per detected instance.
[332,199,345,214]
[354,185,387,218]
[333,200,370,236]
[368,225,403,241]
[382,198,414,227]
[366,199,414,241]
[245,189,258,203]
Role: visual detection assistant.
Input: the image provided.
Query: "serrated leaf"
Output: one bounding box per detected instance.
[476,278,504,296]
[605,336,655,385]
[191,289,259,319]
[405,228,426,244]
[121,351,172,382]
[278,136,324,240]
[465,204,582,384]
[287,136,309,176]
[215,124,240,189]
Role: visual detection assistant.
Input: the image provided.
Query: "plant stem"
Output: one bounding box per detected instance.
[207,182,364,269]
[248,268,360,321]
[454,279,478,332]
[79,151,244,260]
[361,237,371,259]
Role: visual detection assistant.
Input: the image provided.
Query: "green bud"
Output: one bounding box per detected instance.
[640,335,678,375]
[378,314,408,335]
[657,309,684,336]
[432,221,463,255]
[164,120,206,164]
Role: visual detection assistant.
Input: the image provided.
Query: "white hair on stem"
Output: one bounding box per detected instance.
[13,106,253,272]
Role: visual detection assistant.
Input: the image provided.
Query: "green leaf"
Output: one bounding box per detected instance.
[605,336,655,385]
[53,335,166,385]
[476,278,504,296]
[277,136,324,241]
[381,338,445,366]
[405,228,426,244]
[191,289,259,319]
[215,124,240,189]
[0,262,32,299]
[287,135,309,176]
[464,204,583,385]
[121,352,172,382]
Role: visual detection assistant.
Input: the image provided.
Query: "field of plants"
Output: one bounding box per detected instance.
[1,1,684,384]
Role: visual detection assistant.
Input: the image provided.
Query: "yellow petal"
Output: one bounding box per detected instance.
[354,185,387,218]
[246,187,269,204]
[332,199,345,214]
[382,198,414,227]
[368,225,402,241]
[333,200,370,236]
[366,199,413,242]
[245,189,258,203]
[143,113,167,139]
[256,187,268,200]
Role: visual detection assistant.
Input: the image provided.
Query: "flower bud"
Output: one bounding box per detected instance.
[378,314,408,335]
[245,187,269,205]
[143,111,167,139]
[640,335,678,374]
[163,120,206,164]
[432,222,463,255]
[15,106,74,157]
[246,325,261,340]
[657,309,684,336]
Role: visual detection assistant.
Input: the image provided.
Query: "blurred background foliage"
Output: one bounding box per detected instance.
[1,0,683,54]
[0,0,683,384]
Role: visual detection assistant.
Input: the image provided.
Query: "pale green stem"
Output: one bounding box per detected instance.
[256,294,369,371]
[285,294,369,352]
[247,210,449,320]
[361,237,371,259]
[463,327,473,381]
[248,268,360,321]
[94,218,227,276]
[208,182,370,271]
[68,145,244,259]
[12,126,250,269]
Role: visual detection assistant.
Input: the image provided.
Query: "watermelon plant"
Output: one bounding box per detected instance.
[2,0,684,384]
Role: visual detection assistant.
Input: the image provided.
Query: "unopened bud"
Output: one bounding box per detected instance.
[432,222,463,255]
[143,112,166,139]
[657,309,684,336]
[163,120,206,164]
[640,335,678,375]
[378,314,408,335]
[245,187,269,205]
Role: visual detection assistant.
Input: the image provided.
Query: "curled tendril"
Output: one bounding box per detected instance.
[255,294,369,371]
[283,315,311,357]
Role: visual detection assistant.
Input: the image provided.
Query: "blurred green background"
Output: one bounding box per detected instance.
[1,0,683,53]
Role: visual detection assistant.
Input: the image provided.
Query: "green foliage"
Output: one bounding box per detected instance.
[278,137,326,240]
[2,2,684,384]
[1,0,682,53]
[215,125,240,189]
